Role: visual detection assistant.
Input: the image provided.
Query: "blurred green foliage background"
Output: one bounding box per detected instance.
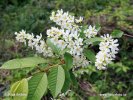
[0,0,133,99]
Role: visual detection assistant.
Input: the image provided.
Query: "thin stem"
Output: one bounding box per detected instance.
[124,33,133,38]
[36,65,43,71]
[32,59,65,75]
[43,63,60,72]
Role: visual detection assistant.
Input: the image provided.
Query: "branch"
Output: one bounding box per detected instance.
[123,33,133,38]
[32,59,65,75]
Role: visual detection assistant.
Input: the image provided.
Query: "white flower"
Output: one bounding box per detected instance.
[95,34,119,70]
[74,38,83,46]
[28,40,34,49]
[59,90,71,98]
[50,37,59,45]
[73,45,83,56]
[73,55,90,68]
[47,27,65,38]
[24,33,34,40]
[57,40,67,50]
[75,16,83,23]
[15,30,27,43]
[84,25,98,38]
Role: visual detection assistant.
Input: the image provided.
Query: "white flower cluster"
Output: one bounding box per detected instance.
[50,9,83,30]
[47,27,84,56]
[15,9,119,70]
[84,25,98,38]
[48,9,91,68]
[50,9,97,39]
[95,34,119,70]
[15,30,53,57]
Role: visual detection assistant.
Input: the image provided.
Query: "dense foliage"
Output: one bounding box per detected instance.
[0,0,133,100]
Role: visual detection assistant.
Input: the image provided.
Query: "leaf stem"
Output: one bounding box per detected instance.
[32,59,65,75]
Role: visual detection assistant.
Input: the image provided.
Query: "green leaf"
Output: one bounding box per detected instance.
[84,49,96,63]
[64,52,73,70]
[10,78,28,100]
[0,57,49,69]
[111,29,124,38]
[79,26,86,38]
[69,72,78,87]
[59,48,70,55]
[85,37,103,44]
[62,70,71,93]
[48,66,65,97]
[27,73,48,100]
[46,38,61,54]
